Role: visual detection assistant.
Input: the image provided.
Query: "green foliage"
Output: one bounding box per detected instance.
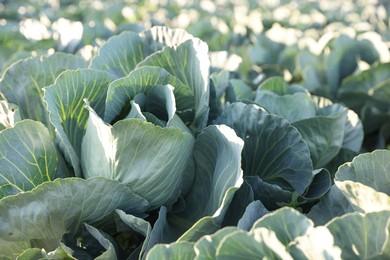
[0,0,389,258]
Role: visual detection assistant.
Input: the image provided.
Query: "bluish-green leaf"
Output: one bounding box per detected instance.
[0,177,148,242]
[84,224,118,260]
[0,238,31,259]
[137,39,210,132]
[0,53,87,124]
[44,69,114,177]
[307,185,354,226]
[81,106,194,210]
[222,180,255,228]
[104,66,194,125]
[293,104,348,168]
[255,92,316,123]
[251,207,314,245]
[338,62,390,112]
[326,35,359,95]
[237,201,269,231]
[326,211,390,259]
[194,227,239,260]
[335,150,390,195]
[90,26,194,78]
[288,226,342,259]
[216,228,293,259]
[0,120,68,198]
[215,102,313,194]
[335,181,390,213]
[180,125,243,221]
[178,187,241,242]
[146,241,195,260]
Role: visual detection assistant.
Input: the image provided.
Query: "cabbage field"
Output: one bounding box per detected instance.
[0,0,390,259]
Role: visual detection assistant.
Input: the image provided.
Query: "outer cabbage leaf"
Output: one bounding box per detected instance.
[292,104,348,168]
[0,177,148,242]
[338,62,390,112]
[194,227,239,260]
[216,228,293,259]
[89,31,151,78]
[288,226,342,260]
[336,181,390,213]
[81,105,194,210]
[0,53,87,124]
[222,181,256,228]
[326,35,360,95]
[215,102,313,194]
[335,150,390,194]
[255,92,316,123]
[44,69,114,177]
[334,150,390,213]
[326,211,390,259]
[177,188,242,243]
[90,26,194,78]
[179,125,243,221]
[146,241,195,260]
[237,201,269,231]
[175,125,243,242]
[250,207,314,246]
[0,120,69,198]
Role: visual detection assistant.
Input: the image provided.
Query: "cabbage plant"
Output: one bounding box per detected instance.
[0,24,389,259]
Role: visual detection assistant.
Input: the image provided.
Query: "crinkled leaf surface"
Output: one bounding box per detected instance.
[44,69,114,177]
[215,102,312,194]
[0,53,87,124]
[0,177,148,242]
[0,120,68,198]
[81,106,194,210]
[327,211,390,259]
[137,39,210,132]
